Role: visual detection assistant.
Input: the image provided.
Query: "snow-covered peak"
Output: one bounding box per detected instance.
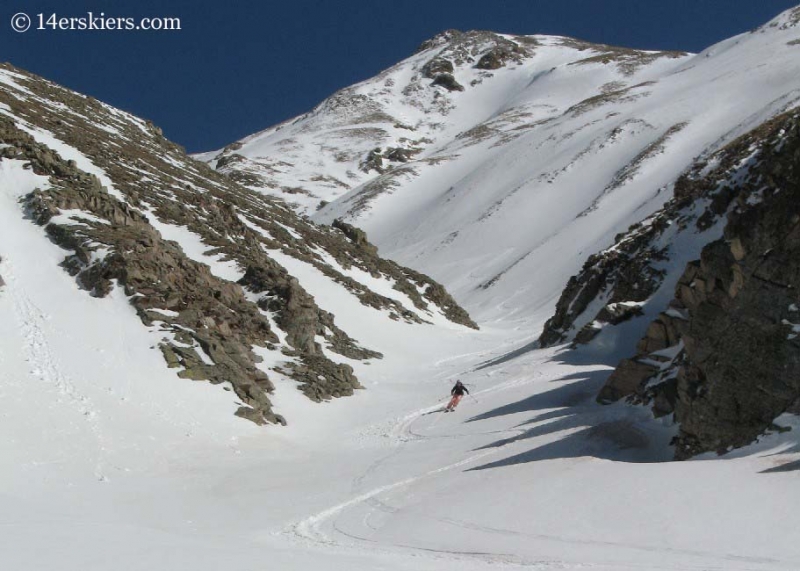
[202,5,800,345]
[197,29,689,214]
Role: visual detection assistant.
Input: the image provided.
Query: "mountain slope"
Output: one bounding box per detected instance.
[0,63,476,427]
[205,8,800,336]
[198,29,686,220]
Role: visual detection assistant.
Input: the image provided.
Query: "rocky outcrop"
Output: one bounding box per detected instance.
[417,31,536,93]
[421,57,455,79]
[422,30,536,68]
[538,236,667,347]
[330,219,479,329]
[359,146,422,174]
[476,44,528,70]
[590,111,800,458]
[332,219,378,256]
[238,263,379,361]
[0,62,477,425]
[278,354,363,402]
[1,120,283,425]
[560,37,687,76]
[415,29,463,54]
[431,73,465,92]
[538,114,788,349]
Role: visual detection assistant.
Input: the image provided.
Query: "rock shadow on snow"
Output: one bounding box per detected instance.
[466,357,675,470]
[758,439,800,473]
[474,339,540,371]
[468,416,673,470]
[761,459,800,473]
[467,369,607,422]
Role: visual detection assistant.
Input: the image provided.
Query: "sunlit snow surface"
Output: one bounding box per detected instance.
[312,23,800,329]
[3,8,800,571]
[3,132,800,571]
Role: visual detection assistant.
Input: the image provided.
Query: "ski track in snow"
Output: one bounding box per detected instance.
[280,364,799,571]
[280,369,543,567]
[4,257,108,481]
[280,373,565,568]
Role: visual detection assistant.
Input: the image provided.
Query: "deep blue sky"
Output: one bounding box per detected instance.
[4,0,799,152]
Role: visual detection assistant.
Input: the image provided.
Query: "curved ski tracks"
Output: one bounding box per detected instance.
[280,371,799,570]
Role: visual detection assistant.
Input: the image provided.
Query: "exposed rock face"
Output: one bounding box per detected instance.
[671,135,800,458]
[359,146,423,174]
[2,118,283,424]
[414,29,463,54]
[330,219,478,329]
[549,110,800,458]
[476,44,528,69]
[431,73,465,92]
[332,219,378,256]
[423,30,536,69]
[539,113,796,350]
[237,263,379,361]
[538,237,667,347]
[421,57,455,78]
[0,62,476,425]
[421,31,536,90]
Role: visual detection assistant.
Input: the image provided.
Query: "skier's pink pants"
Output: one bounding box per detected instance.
[446,394,462,410]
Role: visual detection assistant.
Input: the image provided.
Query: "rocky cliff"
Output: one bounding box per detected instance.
[540,110,800,458]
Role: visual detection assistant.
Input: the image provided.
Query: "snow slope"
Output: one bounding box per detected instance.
[3,168,800,567]
[0,158,257,487]
[204,7,800,335]
[3,303,800,570]
[318,14,800,330]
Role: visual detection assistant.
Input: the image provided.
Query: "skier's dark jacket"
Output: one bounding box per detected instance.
[451,382,469,396]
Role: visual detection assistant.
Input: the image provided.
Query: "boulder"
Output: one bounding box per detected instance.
[431,73,465,92]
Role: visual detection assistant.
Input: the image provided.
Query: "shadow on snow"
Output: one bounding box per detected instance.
[466,345,678,470]
[467,339,800,472]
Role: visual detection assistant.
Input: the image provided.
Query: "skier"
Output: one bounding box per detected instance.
[445,380,469,412]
